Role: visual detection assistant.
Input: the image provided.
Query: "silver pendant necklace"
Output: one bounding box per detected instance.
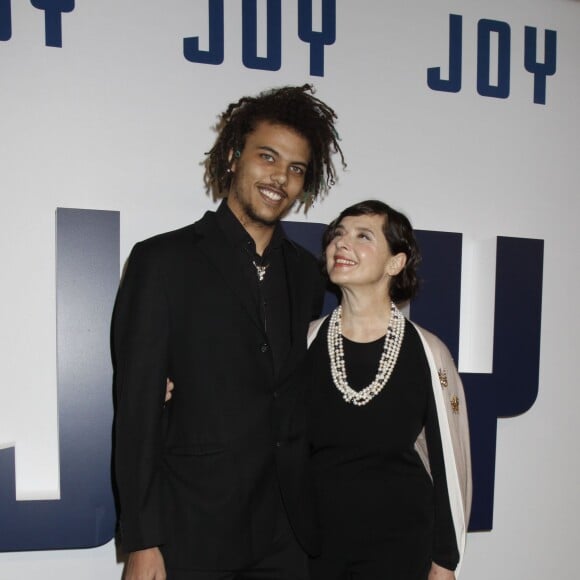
[327,302,405,406]
[252,260,269,282]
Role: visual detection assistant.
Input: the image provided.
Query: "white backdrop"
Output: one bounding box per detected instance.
[1,0,579,577]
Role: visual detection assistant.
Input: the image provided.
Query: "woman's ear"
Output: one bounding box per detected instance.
[386,252,407,277]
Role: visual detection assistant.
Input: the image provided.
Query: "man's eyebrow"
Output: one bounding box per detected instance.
[257,145,278,155]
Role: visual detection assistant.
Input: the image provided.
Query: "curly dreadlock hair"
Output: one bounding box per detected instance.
[205,84,346,205]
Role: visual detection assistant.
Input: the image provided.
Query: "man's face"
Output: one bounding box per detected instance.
[227,121,311,228]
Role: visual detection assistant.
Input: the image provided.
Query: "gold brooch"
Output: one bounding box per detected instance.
[438,368,448,389]
[450,395,460,414]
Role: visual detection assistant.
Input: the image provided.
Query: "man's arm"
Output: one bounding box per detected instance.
[113,242,170,553]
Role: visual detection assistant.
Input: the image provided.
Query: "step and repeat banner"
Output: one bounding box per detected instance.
[1,1,578,578]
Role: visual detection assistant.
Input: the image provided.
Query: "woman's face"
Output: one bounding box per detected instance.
[325,214,405,291]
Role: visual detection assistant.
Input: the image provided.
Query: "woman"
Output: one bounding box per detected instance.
[304,200,471,580]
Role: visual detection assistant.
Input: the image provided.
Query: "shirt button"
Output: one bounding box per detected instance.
[276,441,281,448]
[260,343,269,353]
[273,391,278,398]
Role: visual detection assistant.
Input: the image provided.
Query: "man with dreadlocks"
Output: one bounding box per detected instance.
[113,85,345,579]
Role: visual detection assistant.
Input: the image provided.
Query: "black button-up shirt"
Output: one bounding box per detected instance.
[216,200,291,376]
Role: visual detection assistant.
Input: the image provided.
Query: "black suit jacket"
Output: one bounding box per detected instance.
[113,210,324,569]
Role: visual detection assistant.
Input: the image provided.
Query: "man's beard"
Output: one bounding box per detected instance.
[241,199,279,227]
[232,188,294,227]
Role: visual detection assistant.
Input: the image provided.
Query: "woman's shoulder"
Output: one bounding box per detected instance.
[409,322,454,364]
[307,315,329,348]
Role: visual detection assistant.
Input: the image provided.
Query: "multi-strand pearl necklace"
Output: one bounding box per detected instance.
[327,302,405,406]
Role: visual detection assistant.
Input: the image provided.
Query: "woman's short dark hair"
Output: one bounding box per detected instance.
[205,84,346,206]
[322,200,421,303]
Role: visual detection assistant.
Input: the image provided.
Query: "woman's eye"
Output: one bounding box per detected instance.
[260,153,274,162]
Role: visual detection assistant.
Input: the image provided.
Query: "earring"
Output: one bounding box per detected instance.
[234,150,241,158]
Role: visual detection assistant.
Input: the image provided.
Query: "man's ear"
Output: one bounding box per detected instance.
[386,252,407,277]
[227,149,236,172]
[228,148,241,172]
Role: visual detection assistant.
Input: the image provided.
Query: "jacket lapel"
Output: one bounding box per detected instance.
[193,212,264,334]
[278,241,306,381]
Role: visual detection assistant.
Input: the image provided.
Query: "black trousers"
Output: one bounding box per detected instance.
[309,530,432,580]
[166,503,307,580]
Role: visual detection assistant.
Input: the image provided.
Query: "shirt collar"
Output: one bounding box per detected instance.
[216,198,286,253]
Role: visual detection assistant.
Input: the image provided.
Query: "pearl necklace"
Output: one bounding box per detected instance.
[327,302,405,406]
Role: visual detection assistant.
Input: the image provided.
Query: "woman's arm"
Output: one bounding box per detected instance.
[412,323,472,576]
[424,375,460,571]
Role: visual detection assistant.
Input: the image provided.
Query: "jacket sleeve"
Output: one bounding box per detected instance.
[112,241,170,552]
[439,344,472,526]
[308,254,326,322]
[424,379,460,570]
[412,323,472,576]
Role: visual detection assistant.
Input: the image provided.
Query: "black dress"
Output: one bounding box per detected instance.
[306,318,459,580]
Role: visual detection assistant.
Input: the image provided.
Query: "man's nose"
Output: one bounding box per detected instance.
[271,169,288,186]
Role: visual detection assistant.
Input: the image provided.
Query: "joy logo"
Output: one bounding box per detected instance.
[0,209,118,551]
[428,14,557,105]
[0,209,543,551]
[0,0,74,46]
[0,0,335,77]
[183,0,336,76]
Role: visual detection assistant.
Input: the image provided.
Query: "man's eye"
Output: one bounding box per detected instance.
[290,165,305,175]
[260,153,274,162]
